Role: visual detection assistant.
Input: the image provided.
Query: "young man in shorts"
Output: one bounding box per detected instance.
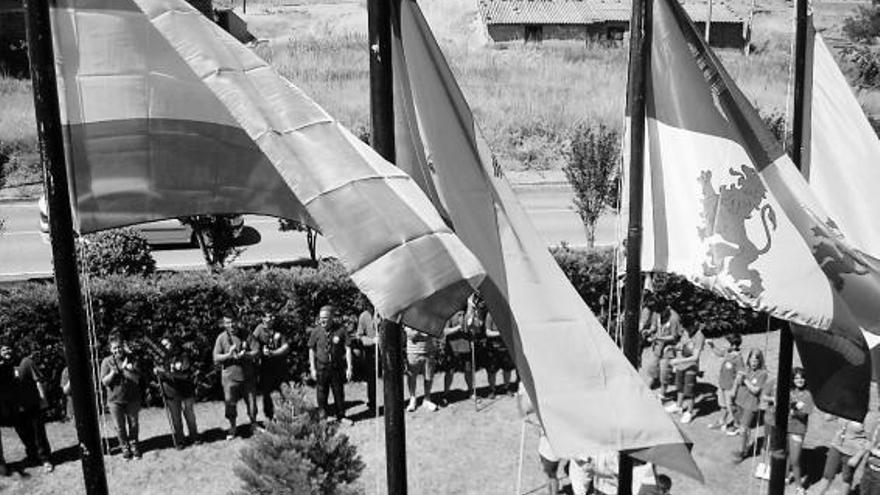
[213,313,259,439]
[404,326,438,412]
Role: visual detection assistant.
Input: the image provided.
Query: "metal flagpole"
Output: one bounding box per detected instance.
[23,0,109,493]
[768,0,809,492]
[619,0,653,489]
[368,0,408,492]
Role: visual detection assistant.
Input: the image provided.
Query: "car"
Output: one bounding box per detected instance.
[39,194,244,247]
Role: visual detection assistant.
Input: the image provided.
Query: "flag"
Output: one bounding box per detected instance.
[392,0,702,480]
[48,0,484,331]
[799,21,880,381]
[640,0,880,419]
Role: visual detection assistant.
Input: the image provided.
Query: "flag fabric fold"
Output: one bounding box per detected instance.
[801,20,880,379]
[49,0,484,331]
[392,0,702,481]
[641,0,880,419]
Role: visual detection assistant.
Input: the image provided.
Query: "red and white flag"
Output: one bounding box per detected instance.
[392,0,702,480]
[639,0,880,419]
[48,0,484,331]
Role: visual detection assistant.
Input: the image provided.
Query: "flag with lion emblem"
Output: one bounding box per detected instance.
[639,0,880,419]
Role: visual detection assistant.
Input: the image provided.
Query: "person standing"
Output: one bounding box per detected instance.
[404,325,438,412]
[252,311,290,422]
[155,337,199,448]
[0,344,53,472]
[640,300,682,399]
[213,313,260,439]
[484,312,515,398]
[706,333,744,433]
[788,368,814,494]
[352,302,378,413]
[732,348,769,463]
[441,309,473,405]
[666,322,705,424]
[308,305,353,422]
[100,334,143,460]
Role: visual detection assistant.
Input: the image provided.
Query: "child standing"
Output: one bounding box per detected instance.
[787,368,813,494]
[732,348,768,463]
[706,333,743,433]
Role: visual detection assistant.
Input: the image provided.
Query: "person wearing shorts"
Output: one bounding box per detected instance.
[706,333,743,433]
[405,325,438,412]
[732,348,768,462]
[813,417,869,495]
[666,322,704,424]
[213,313,259,439]
[440,310,473,405]
[787,368,813,494]
[640,299,682,399]
[484,312,516,398]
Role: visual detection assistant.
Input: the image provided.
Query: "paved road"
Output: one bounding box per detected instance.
[0,183,621,281]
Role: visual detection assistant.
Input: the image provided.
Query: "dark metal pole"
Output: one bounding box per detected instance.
[619,0,652,491]
[23,1,109,493]
[368,0,407,493]
[768,0,809,493]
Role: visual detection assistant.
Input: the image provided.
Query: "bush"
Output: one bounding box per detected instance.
[844,6,880,45]
[79,228,156,277]
[233,385,364,495]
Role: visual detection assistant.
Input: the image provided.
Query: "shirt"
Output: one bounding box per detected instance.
[213,331,258,383]
[832,418,869,456]
[100,355,142,404]
[789,388,814,436]
[308,325,351,370]
[158,349,195,399]
[405,326,436,356]
[735,368,768,412]
[253,323,290,379]
[355,310,377,347]
[676,329,704,368]
[15,357,43,411]
[718,350,744,390]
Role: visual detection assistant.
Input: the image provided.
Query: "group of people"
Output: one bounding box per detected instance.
[0,343,53,475]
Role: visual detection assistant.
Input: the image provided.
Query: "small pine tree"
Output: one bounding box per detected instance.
[233,386,364,495]
[563,123,621,248]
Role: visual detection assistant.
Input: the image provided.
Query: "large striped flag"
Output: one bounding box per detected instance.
[640,0,880,419]
[798,20,880,378]
[47,0,484,331]
[391,0,702,480]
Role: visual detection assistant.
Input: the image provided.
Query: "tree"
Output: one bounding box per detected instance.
[234,385,363,495]
[180,215,242,271]
[278,219,319,263]
[562,123,621,248]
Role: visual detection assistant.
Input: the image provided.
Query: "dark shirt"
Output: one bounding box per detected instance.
[213,331,258,383]
[16,357,43,411]
[253,323,290,379]
[308,325,351,370]
[158,349,195,399]
[100,355,142,404]
[789,388,814,436]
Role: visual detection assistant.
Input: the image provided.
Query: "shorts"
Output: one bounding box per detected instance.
[223,379,254,404]
[406,354,434,379]
[823,447,855,483]
[482,338,515,372]
[674,367,698,398]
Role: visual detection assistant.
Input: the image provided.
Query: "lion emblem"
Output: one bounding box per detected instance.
[809,218,870,291]
[698,165,777,298]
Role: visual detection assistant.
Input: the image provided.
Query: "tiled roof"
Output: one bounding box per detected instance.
[479,0,746,25]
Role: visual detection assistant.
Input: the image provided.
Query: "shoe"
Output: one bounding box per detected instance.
[421,400,439,412]
[680,411,694,424]
[338,418,354,426]
[121,444,133,461]
[664,403,681,413]
[131,442,142,459]
[42,462,54,474]
[406,398,417,412]
[226,430,236,441]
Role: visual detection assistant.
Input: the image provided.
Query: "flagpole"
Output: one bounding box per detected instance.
[768,0,809,493]
[23,0,109,493]
[620,0,652,489]
[368,0,408,493]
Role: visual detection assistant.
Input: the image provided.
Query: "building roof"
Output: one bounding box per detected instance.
[479,0,746,25]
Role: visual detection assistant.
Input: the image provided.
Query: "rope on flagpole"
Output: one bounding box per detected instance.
[515,419,527,495]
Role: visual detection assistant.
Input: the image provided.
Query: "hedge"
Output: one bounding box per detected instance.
[0,248,766,414]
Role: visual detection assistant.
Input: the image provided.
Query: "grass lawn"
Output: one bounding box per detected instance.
[0,330,851,494]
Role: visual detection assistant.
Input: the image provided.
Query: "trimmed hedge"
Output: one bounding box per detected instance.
[0,247,766,414]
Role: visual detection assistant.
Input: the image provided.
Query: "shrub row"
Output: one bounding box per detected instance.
[0,248,765,412]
